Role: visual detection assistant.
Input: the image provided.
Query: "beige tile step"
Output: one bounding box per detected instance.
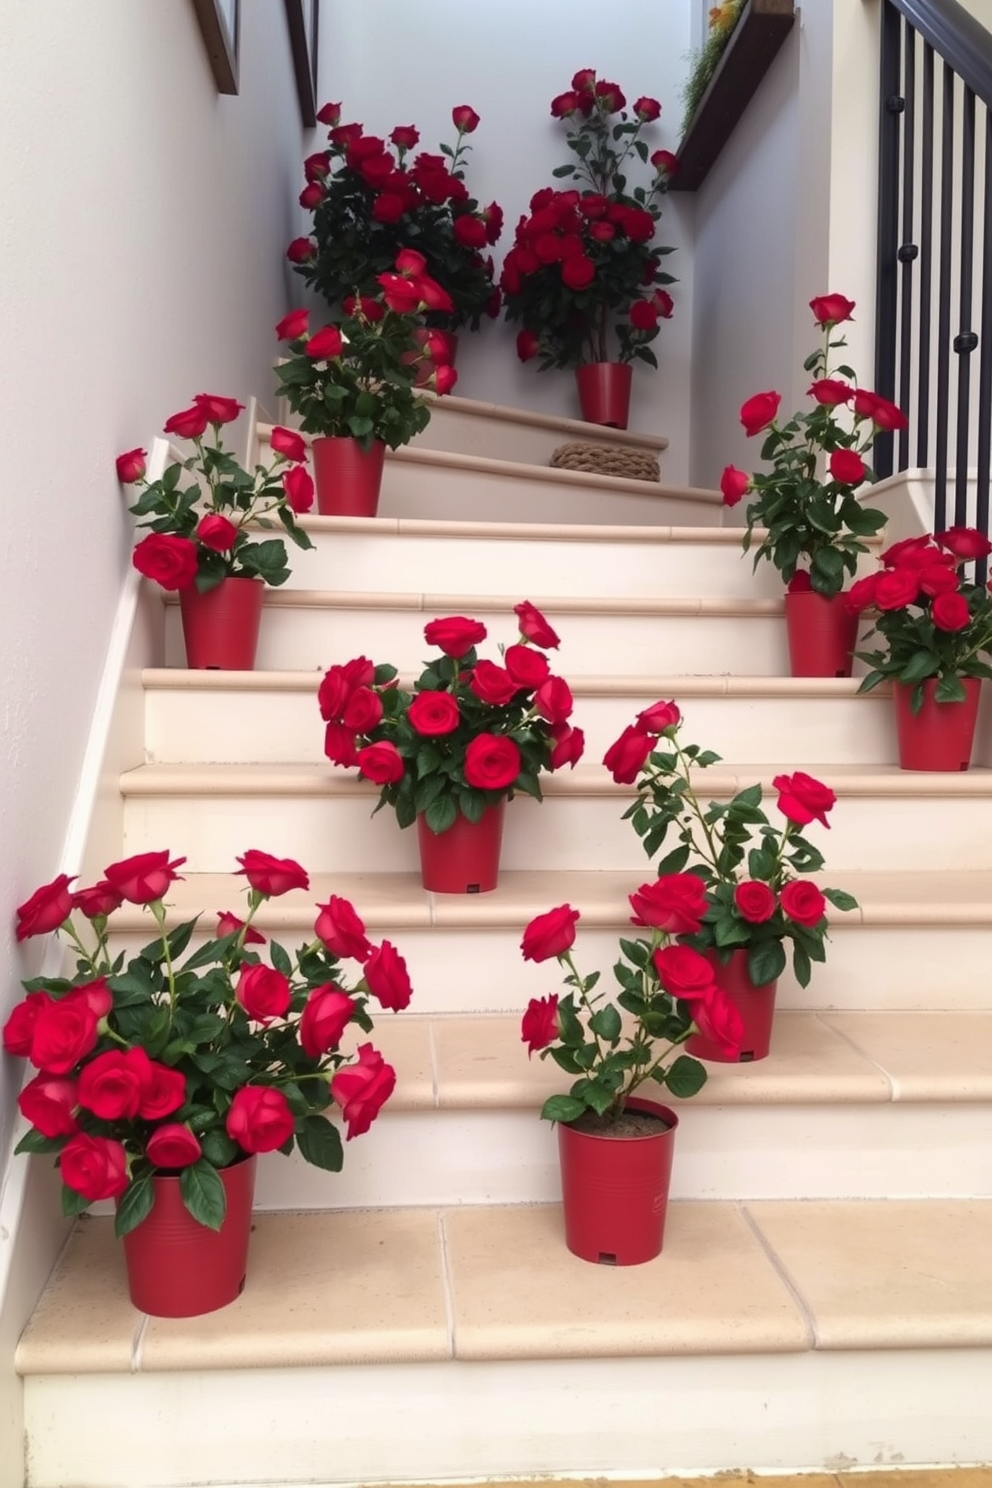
[118,760,992,875]
[407,389,670,462]
[16,1199,992,1485]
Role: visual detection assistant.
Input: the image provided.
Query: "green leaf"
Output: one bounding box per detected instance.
[15,1129,63,1155]
[791,940,812,989]
[296,1115,344,1172]
[424,795,458,834]
[540,1093,586,1123]
[61,1183,91,1218]
[589,1004,622,1042]
[662,1054,708,1098]
[180,1160,227,1231]
[822,886,858,912]
[114,1173,155,1238]
[935,673,967,703]
[269,940,293,977]
[748,938,787,986]
[654,843,690,876]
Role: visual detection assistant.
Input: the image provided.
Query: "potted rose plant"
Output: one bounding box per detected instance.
[500,69,677,428]
[318,601,584,892]
[273,253,456,518]
[287,102,503,380]
[851,527,992,769]
[4,847,413,1317]
[117,394,314,669]
[603,698,857,1060]
[720,294,895,677]
[518,894,740,1265]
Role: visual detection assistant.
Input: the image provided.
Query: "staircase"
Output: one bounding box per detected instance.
[14,399,992,1488]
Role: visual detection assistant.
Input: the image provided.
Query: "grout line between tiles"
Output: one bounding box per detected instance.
[426,1020,441,1109]
[813,1013,897,1100]
[737,1203,819,1350]
[436,1211,457,1360]
[131,1312,149,1373]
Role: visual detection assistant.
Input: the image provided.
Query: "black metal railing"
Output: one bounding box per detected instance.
[875,0,992,580]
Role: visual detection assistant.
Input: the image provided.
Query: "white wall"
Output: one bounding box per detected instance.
[316,0,696,481]
[0,2,310,1478]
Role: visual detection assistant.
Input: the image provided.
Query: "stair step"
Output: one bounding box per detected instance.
[142,670,905,766]
[407,389,670,462]
[105,868,992,1013]
[17,1197,992,1485]
[120,761,992,873]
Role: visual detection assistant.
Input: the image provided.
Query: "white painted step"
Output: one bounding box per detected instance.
[163,590,796,675]
[142,671,904,767]
[408,389,670,463]
[119,762,992,875]
[18,1198,992,1485]
[104,868,992,1014]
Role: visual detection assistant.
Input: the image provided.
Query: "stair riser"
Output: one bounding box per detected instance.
[280,530,786,599]
[144,688,898,765]
[105,922,992,1013]
[122,790,992,874]
[407,403,665,464]
[163,605,794,675]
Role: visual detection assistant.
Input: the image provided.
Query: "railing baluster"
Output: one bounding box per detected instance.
[933,61,956,534]
[875,1,904,480]
[898,22,917,471]
[977,109,992,584]
[953,87,976,529]
[918,40,935,469]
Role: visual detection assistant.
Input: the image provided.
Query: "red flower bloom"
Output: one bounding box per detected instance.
[653,944,718,1000]
[286,237,317,264]
[464,734,521,790]
[315,895,372,961]
[780,880,827,927]
[634,96,661,121]
[300,986,356,1058]
[603,725,653,784]
[390,125,420,149]
[773,772,836,830]
[514,601,560,649]
[561,255,595,291]
[115,448,147,483]
[470,661,519,706]
[829,448,866,485]
[931,591,971,632]
[236,964,292,1023]
[147,1125,202,1170]
[226,1085,296,1153]
[451,105,480,134]
[60,1133,128,1201]
[408,692,461,736]
[331,1043,396,1139]
[275,309,309,341]
[516,328,540,362]
[549,722,585,769]
[875,567,921,610]
[356,741,405,784]
[306,325,344,359]
[521,904,580,963]
[193,394,244,425]
[15,874,75,941]
[235,850,309,897]
[163,405,209,440]
[534,676,573,725]
[363,941,413,1011]
[18,1075,78,1138]
[629,874,708,936]
[104,850,186,904]
[720,465,750,507]
[424,614,487,657]
[269,426,308,462]
[808,378,853,406]
[73,881,123,920]
[132,532,199,591]
[504,644,550,688]
[521,995,560,1056]
[734,881,777,924]
[740,391,781,436]
[196,513,238,552]
[216,911,265,945]
[809,293,856,326]
[636,699,681,735]
[936,526,992,561]
[283,465,314,513]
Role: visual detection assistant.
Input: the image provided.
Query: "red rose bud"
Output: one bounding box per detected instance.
[829,448,866,485]
[216,910,265,944]
[363,940,414,1011]
[115,447,147,483]
[452,104,480,133]
[549,723,585,770]
[629,299,659,331]
[424,614,487,657]
[163,405,209,440]
[73,880,123,919]
[283,465,314,513]
[636,699,681,734]
[390,124,420,149]
[146,1124,202,1170]
[773,772,837,830]
[315,895,371,961]
[652,289,675,319]
[306,325,344,359]
[690,989,744,1059]
[18,1074,79,1138]
[740,390,781,436]
[464,734,521,790]
[634,95,662,121]
[534,676,574,725]
[316,101,342,126]
[132,533,199,591]
[104,850,185,904]
[15,874,75,941]
[356,741,406,785]
[275,308,309,341]
[720,465,750,507]
[521,904,579,963]
[603,725,654,784]
[193,394,244,425]
[432,364,458,396]
[286,237,317,264]
[236,964,291,1023]
[269,426,307,463]
[521,994,560,1056]
[59,1133,128,1201]
[734,880,777,924]
[514,600,560,649]
[780,880,827,927]
[651,149,679,176]
[196,513,238,552]
[226,1085,296,1153]
[516,328,540,362]
[300,986,356,1058]
[571,68,597,93]
[303,151,331,181]
[809,293,856,326]
[299,182,323,209]
[235,850,309,897]
[331,1043,396,1140]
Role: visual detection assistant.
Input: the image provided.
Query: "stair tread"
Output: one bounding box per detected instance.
[17,1196,992,1376]
[163,588,789,616]
[411,389,672,449]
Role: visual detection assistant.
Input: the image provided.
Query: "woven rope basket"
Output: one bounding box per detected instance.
[550,441,660,483]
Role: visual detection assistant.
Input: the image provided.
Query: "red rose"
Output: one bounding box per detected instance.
[132,533,199,591]
[504,644,550,688]
[283,465,314,513]
[521,903,579,963]
[464,734,521,790]
[73,880,123,919]
[414,275,454,314]
[516,329,540,362]
[115,447,147,483]
[595,79,626,111]
[652,289,675,319]
[139,1061,187,1120]
[636,699,681,735]
[931,591,971,632]
[330,122,362,146]
[196,513,238,551]
[341,686,383,732]
[275,309,309,341]
[619,207,655,242]
[453,214,488,249]
[424,615,487,657]
[235,850,309,897]
[377,272,423,314]
[59,1133,128,1202]
[534,676,573,725]
[18,1074,78,1137]
[734,881,777,924]
[629,299,659,331]
[331,1043,396,1139]
[15,873,75,941]
[470,661,519,706]
[74,978,113,1019]
[740,391,781,436]
[146,1124,201,1170]
[634,95,661,121]
[603,725,654,784]
[346,134,385,165]
[324,723,359,767]
[303,151,331,180]
[316,100,341,125]
[236,964,291,1023]
[226,1085,296,1153]
[315,895,371,961]
[882,535,939,568]
[521,994,560,1056]
[851,389,908,430]
[791,573,811,593]
[104,850,185,904]
[845,574,878,614]
[514,601,560,649]
[299,182,323,209]
[318,660,362,721]
[719,465,750,507]
[809,293,856,326]
[562,255,595,290]
[551,91,581,117]
[390,125,419,149]
[773,771,836,829]
[549,723,585,769]
[344,295,385,323]
[216,911,265,944]
[78,1049,150,1120]
[163,405,209,440]
[629,874,708,935]
[572,68,597,92]
[651,149,680,176]
[936,526,992,561]
[356,741,405,784]
[829,448,866,485]
[286,237,317,264]
[808,378,853,406]
[408,691,461,736]
[919,564,960,598]
[307,325,344,359]
[875,567,920,610]
[691,988,745,1058]
[589,222,616,244]
[432,365,458,396]
[193,394,244,425]
[373,193,406,223]
[300,986,356,1058]
[3,991,50,1056]
[452,105,480,134]
[780,880,827,927]
[363,940,413,1010]
[653,944,718,1000]
[269,426,307,462]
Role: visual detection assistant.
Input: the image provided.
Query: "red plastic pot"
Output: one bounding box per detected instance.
[557,1096,678,1265]
[416,801,505,893]
[784,589,859,677]
[178,576,264,670]
[120,1155,256,1317]
[575,362,633,429]
[685,948,778,1063]
[893,677,981,771]
[311,436,386,517]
